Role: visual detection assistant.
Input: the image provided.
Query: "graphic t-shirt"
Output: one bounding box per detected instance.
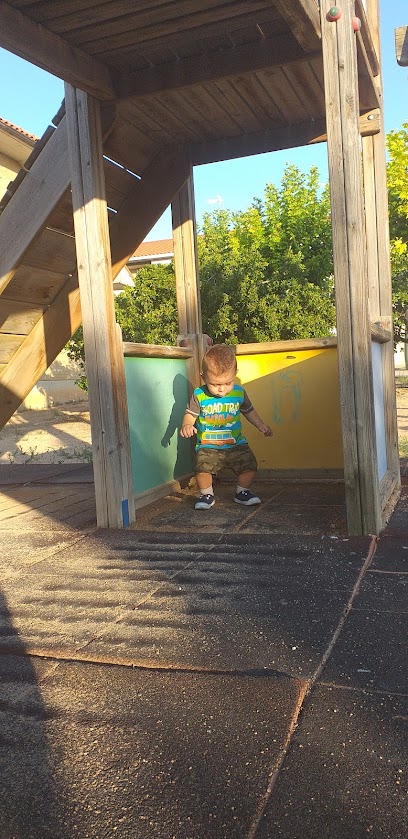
[186,384,253,450]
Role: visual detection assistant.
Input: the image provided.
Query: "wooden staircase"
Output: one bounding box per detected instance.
[0,100,191,428]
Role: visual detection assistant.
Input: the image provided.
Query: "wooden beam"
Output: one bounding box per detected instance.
[0,117,70,296]
[172,170,201,336]
[110,145,191,278]
[123,344,192,359]
[365,0,401,484]
[236,337,337,355]
[190,112,380,166]
[0,275,82,424]
[65,84,134,528]
[356,29,381,111]
[0,145,192,430]
[395,26,408,66]
[272,0,321,52]
[114,36,310,100]
[0,1,115,100]
[321,0,381,535]
[355,0,380,76]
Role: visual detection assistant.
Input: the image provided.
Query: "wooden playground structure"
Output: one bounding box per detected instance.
[0,0,399,535]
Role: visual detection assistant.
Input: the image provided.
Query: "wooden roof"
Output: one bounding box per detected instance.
[0,0,383,425]
[2,0,380,166]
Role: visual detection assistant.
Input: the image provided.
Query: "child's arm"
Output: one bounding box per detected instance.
[180,412,198,438]
[244,408,273,437]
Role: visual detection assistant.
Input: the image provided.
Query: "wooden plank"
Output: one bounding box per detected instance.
[0,144,191,430]
[0,334,24,363]
[103,158,141,213]
[365,0,401,486]
[103,113,160,173]
[208,77,266,134]
[395,26,408,66]
[374,124,401,476]
[123,343,192,359]
[134,478,192,511]
[171,171,202,335]
[355,0,380,75]
[272,0,321,52]
[356,30,381,111]
[379,470,399,513]
[0,299,45,335]
[236,337,337,355]
[362,135,380,320]
[255,64,312,124]
[65,84,134,529]
[0,117,71,296]
[321,0,381,535]
[96,8,281,60]
[126,96,202,142]
[320,2,360,535]
[26,0,182,25]
[0,274,81,425]
[283,60,326,119]
[0,1,115,99]
[76,1,276,52]
[190,107,381,165]
[22,227,77,274]
[115,35,308,100]
[177,85,242,137]
[45,189,75,236]
[2,265,68,305]
[113,323,135,525]
[190,117,328,165]
[110,144,191,278]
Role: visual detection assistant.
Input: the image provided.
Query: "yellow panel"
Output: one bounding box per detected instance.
[237,348,343,470]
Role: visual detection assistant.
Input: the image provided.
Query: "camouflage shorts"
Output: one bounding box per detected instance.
[195,443,257,477]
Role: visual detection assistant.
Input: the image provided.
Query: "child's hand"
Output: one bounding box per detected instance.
[180,425,197,438]
[260,423,273,437]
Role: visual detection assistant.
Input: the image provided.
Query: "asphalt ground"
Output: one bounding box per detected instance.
[0,467,407,838]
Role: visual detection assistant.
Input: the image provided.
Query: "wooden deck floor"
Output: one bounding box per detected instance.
[0,464,347,536]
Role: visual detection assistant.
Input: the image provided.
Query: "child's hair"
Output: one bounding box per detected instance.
[202,344,237,377]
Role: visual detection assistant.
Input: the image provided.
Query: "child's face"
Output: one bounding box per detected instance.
[203,365,236,397]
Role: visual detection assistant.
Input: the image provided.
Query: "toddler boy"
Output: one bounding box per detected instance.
[180,344,272,509]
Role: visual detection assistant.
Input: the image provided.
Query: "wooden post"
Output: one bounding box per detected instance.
[65,84,135,528]
[321,0,381,534]
[363,0,400,486]
[171,168,202,336]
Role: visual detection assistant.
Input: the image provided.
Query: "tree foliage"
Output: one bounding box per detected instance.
[387,123,408,345]
[198,164,335,343]
[68,162,337,388]
[115,263,178,345]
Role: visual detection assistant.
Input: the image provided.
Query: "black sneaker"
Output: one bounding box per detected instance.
[195,493,215,510]
[234,489,261,506]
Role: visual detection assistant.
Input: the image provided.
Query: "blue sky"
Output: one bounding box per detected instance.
[0,0,406,240]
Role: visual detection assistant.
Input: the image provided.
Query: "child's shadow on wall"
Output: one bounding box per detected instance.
[161,373,193,479]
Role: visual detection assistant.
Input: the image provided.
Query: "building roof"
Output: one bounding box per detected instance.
[0,117,38,144]
[132,238,173,259]
[0,117,37,168]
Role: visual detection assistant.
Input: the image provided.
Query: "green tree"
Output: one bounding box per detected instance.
[198,165,335,343]
[387,123,408,345]
[67,162,337,386]
[115,263,178,344]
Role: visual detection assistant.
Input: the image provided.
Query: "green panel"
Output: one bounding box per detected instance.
[124,357,193,494]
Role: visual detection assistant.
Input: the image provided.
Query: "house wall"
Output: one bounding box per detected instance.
[0,152,19,198]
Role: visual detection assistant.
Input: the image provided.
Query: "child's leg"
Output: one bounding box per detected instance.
[232,446,261,505]
[236,470,256,489]
[196,472,214,492]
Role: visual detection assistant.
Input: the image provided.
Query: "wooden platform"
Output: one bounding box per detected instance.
[0,464,348,536]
